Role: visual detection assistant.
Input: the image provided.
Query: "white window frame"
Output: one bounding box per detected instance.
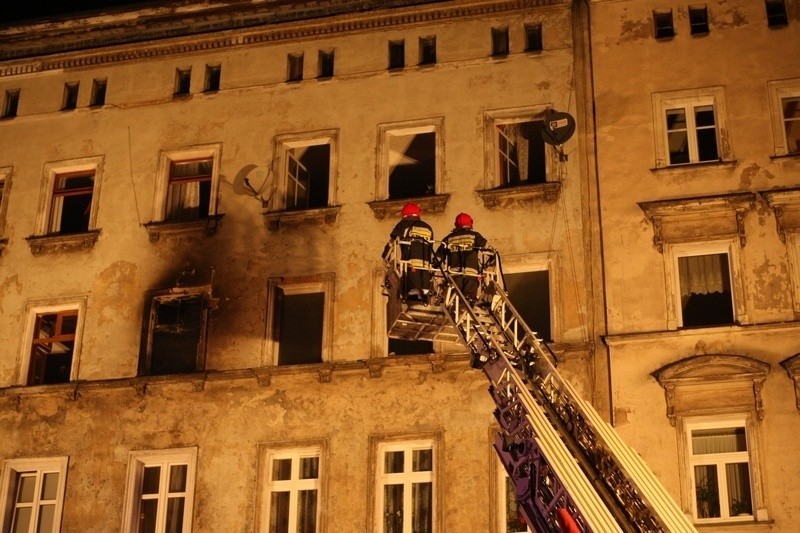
[272,130,338,212]
[499,252,561,342]
[376,118,445,201]
[663,239,746,330]
[0,166,12,237]
[373,437,438,533]
[652,87,730,168]
[120,447,197,533]
[152,144,222,222]
[496,463,532,533]
[16,297,87,386]
[483,105,556,189]
[255,442,325,533]
[264,273,335,366]
[34,156,104,236]
[0,456,69,533]
[680,416,762,524]
[767,78,800,156]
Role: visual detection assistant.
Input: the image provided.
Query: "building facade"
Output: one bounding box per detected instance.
[0,1,603,531]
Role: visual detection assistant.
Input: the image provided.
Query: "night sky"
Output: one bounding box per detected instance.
[1,1,157,24]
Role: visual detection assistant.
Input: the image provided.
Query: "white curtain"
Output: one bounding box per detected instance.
[679,254,728,303]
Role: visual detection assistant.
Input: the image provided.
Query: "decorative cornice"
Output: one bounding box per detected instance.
[0,0,561,77]
[760,187,800,243]
[780,353,800,413]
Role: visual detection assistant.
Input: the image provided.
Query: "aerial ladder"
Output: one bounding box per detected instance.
[384,239,697,532]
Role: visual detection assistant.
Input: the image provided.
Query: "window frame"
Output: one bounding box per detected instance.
[765,0,788,27]
[287,53,304,82]
[652,87,730,168]
[376,118,445,202]
[272,130,338,212]
[317,49,334,79]
[653,10,675,39]
[491,27,510,57]
[496,462,532,533]
[264,273,334,367]
[120,447,197,533]
[90,78,107,107]
[767,78,800,157]
[203,64,221,93]
[17,297,87,386]
[524,23,543,52]
[688,5,710,35]
[418,36,437,66]
[0,456,69,533]
[2,89,19,119]
[388,39,405,70]
[34,156,103,237]
[371,435,439,533]
[173,68,191,97]
[61,82,79,111]
[255,442,326,533]
[152,144,222,224]
[664,239,745,330]
[498,252,560,343]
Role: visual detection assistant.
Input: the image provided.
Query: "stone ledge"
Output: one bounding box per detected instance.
[476,182,561,208]
[144,215,223,241]
[368,194,449,220]
[25,230,100,255]
[262,205,340,231]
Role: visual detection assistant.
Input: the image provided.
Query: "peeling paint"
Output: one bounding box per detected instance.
[752,256,791,310]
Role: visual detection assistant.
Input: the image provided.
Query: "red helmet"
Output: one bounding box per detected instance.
[401,202,421,218]
[455,212,473,229]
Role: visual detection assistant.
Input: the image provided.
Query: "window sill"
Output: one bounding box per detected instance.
[368,194,450,220]
[477,182,561,208]
[262,205,341,231]
[144,215,223,242]
[695,519,773,532]
[25,230,100,255]
[650,160,738,173]
[769,152,800,161]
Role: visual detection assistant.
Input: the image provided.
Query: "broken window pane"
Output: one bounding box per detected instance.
[504,270,551,342]
[497,121,546,186]
[49,172,94,234]
[285,143,330,210]
[276,290,324,365]
[782,96,800,154]
[678,253,734,327]
[29,310,78,385]
[387,131,436,199]
[166,158,213,221]
[150,296,205,374]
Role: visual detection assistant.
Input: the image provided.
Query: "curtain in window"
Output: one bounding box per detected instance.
[166,181,201,220]
[691,427,746,454]
[412,482,432,533]
[504,123,529,182]
[679,254,729,304]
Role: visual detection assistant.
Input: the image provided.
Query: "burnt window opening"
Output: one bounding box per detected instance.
[204,64,221,92]
[386,300,432,355]
[145,294,208,375]
[388,40,405,70]
[765,0,788,27]
[503,270,551,343]
[274,289,324,366]
[165,158,213,221]
[61,82,79,111]
[387,130,436,200]
[679,253,734,327]
[492,27,510,56]
[285,143,330,210]
[525,23,543,52]
[174,68,191,97]
[28,310,78,385]
[653,10,675,39]
[689,6,710,35]
[2,89,19,118]
[783,96,800,154]
[318,50,335,79]
[287,53,304,82]
[90,78,107,107]
[419,36,436,65]
[49,171,94,234]
[497,120,547,186]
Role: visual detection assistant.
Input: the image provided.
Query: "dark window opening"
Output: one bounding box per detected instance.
[783,97,800,154]
[766,0,788,27]
[679,253,734,328]
[148,296,206,375]
[285,143,330,210]
[204,65,221,92]
[90,78,107,107]
[287,53,304,82]
[275,289,324,365]
[504,270,551,342]
[166,158,213,221]
[525,23,543,52]
[689,6,709,35]
[2,89,19,118]
[386,300,433,356]
[387,131,436,199]
[62,82,79,110]
[318,50,335,78]
[29,310,77,385]
[174,68,191,97]
[389,40,405,70]
[654,10,675,39]
[497,121,547,186]
[49,172,94,234]
[695,105,719,161]
[419,36,436,65]
[492,27,510,56]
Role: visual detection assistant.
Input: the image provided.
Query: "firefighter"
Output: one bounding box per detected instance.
[383,202,434,301]
[438,212,487,302]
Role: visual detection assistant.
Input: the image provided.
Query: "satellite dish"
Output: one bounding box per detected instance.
[542,110,576,146]
[232,164,274,204]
